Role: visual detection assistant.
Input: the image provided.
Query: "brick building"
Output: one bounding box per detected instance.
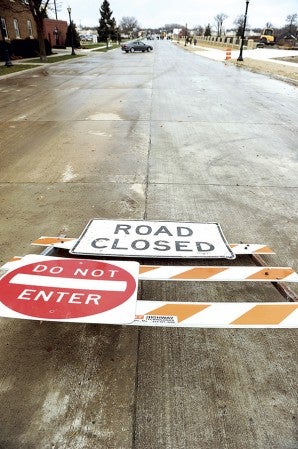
[0,0,37,41]
[43,19,68,48]
[1,0,68,58]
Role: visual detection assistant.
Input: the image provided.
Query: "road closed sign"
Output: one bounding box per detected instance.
[70,220,235,259]
[0,255,139,323]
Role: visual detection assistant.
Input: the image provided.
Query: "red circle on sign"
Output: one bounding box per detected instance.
[0,259,137,319]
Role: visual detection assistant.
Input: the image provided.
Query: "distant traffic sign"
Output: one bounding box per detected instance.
[70,220,235,259]
[0,255,139,323]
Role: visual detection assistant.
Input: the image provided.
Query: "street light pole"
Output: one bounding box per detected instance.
[67,6,76,55]
[237,0,250,61]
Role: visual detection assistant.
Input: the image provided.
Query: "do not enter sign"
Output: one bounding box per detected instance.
[0,256,139,324]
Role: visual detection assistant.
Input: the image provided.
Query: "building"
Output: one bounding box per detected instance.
[43,19,68,48]
[0,0,37,41]
[1,0,68,60]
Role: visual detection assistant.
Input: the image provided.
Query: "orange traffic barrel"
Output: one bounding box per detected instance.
[225,48,232,60]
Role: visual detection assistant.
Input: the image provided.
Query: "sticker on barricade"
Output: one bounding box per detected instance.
[131,301,298,328]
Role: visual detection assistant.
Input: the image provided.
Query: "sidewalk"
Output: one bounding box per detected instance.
[175,41,298,84]
[188,45,298,66]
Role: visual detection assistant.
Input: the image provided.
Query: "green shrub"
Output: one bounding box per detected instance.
[10,38,52,59]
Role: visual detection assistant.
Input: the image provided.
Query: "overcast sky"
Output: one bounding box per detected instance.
[55,0,297,30]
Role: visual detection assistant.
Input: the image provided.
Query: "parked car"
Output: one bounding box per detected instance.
[121,41,153,53]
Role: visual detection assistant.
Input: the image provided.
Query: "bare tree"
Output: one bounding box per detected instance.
[214,13,228,37]
[119,16,140,37]
[164,23,182,31]
[234,15,250,37]
[193,25,204,36]
[27,0,51,61]
[286,13,297,33]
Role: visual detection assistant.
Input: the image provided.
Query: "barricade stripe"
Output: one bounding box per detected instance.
[132,302,298,327]
[231,304,298,325]
[32,237,76,249]
[254,246,274,254]
[139,265,159,274]
[246,268,295,280]
[230,244,274,254]
[139,266,298,282]
[2,259,297,283]
[171,267,227,279]
[33,237,75,245]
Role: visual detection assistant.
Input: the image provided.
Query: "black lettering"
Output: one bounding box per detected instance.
[112,239,128,250]
[91,238,109,249]
[114,224,131,235]
[131,240,149,250]
[177,226,193,237]
[135,225,152,235]
[154,226,173,236]
[175,241,192,251]
[153,240,171,251]
[196,242,215,252]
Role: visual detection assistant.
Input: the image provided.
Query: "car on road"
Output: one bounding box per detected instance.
[121,41,153,53]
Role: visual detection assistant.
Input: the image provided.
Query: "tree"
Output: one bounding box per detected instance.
[180,26,189,38]
[286,13,297,34]
[234,15,245,37]
[204,24,212,37]
[98,0,116,46]
[65,22,80,48]
[27,0,53,61]
[164,23,182,32]
[214,13,228,37]
[194,25,204,36]
[119,16,140,37]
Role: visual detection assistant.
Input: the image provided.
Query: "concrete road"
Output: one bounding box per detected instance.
[0,40,297,448]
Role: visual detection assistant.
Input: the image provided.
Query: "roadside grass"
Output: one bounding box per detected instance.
[0,64,41,76]
[0,45,117,77]
[80,43,103,49]
[94,43,120,52]
[273,55,298,63]
[24,54,84,64]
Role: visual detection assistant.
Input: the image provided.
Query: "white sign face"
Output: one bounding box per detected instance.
[70,220,235,259]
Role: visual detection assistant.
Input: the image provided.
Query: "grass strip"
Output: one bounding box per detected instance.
[24,54,84,64]
[0,64,41,76]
